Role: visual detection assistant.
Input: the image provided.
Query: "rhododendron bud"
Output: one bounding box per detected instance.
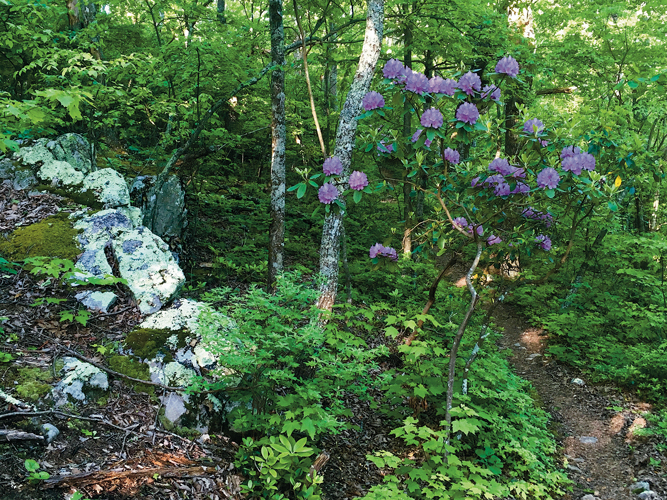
[420,108,444,128]
[456,102,479,124]
[537,167,560,189]
[349,171,368,191]
[444,148,460,164]
[323,156,343,176]
[489,158,512,176]
[457,71,481,95]
[406,72,429,94]
[523,118,544,134]
[383,59,404,79]
[318,183,338,204]
[495,56,520,78]
[362,91,385,111]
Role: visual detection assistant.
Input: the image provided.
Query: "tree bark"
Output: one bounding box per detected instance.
[217,0,226,23]
[267,0,287,290]
[316,0,384,311]
[401,14,413,256]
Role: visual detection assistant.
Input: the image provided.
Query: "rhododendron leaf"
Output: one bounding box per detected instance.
[353,191,362,203]
[627,80,638,89]
[608,201,618,212]
[426,129,436,141]
[365,143,373,152]
[308,180,318,188]
[545,189,555,198]
[296,184,307,199]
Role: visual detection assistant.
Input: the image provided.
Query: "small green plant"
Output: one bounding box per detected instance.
[0,257,18,275]
[24,459,49,484]
[24,256,127,287]
[235,435,322,499]
[60,309,91,326]
[81,429,99,439]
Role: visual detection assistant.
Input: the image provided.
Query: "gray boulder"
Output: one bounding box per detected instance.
[15,138,54,167]
[111,227,185,314]
[37,159,84,186]
[0,157,37,190]
[638,492,661,500]
[75,291,117,313]
[82,168,130,208]
[40,424,60,444]
[130,175,187,239]
[46,133,94,174]
[53,357,109,404]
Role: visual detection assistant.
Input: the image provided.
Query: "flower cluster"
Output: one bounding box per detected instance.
[458,71,481,95]
[560,145,581,159]
[323,156,343,176]
[523,118,544,135]
[383,59,404,79]
[369,243,398,262]
[495,56,520,78]
[406,71,429,94]
[428,76,457,96]
[481,84,501,102]
[444,147,460,164]
[421,108,444,128]
[411,129,432,148]
[522,207,553,228]
[535,234,552,251]
[456,102,479,125]
[561,149,595,175]
[536,167,560,189]
[349,171,368,191]
[362,91,385,111]
[487,234,502,245]
[318,183,338,204]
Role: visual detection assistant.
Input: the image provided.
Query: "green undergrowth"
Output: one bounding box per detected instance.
[0,212,80,261]
[510,232,667,404]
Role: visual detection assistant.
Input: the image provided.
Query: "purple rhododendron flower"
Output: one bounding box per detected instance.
[362,91,385,111]
[444,147,460,164]
[522,207,553,227]
[383,59,404,79]
[398,66,412,84]
[469,225,484,236]
[442,78,458,96]
[580,152,596,171]
[488,234,502,245]
[411,129,432,147]
[489,158,512,176]
[536,234,552,251]
[495,56,520,78]
[541,140,549,147]
[484,174,505,186]
[508,165,526,178]
[381,246,398,262]
[495,182,511,197]
[561,155,583,176]
[349,171,368,191]
[377,140,395,154]
[482,84,501,102]
[421,107,444,128]
[471,176,481,187]
[452,217,468,229]
[560,145,581,159]
[458,71,482,95]
[406,72,429,94]
[369,243,384,258]
[323,156,343,176]
[456,102,479,124]
[512,182,530,194]
[318,183,338,204]
[537,167,560,189]
[428,76,457,96]
[523,118,544,134]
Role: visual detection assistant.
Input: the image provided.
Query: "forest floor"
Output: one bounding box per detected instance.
[1,183,666,499]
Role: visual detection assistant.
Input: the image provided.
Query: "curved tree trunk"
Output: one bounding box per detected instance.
[316,0,384,311]
[267,0,287,290]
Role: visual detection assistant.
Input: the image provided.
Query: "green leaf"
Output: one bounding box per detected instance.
[300,417,316,439]
[452,418,481,435]
[608,201,618,212]
[353,190,362,203]
[545,189,555,198]
[296,184,307,199]
[627,80,639,89]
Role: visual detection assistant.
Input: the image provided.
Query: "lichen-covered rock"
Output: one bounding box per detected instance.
[82,168,130,208]
[0,157,37,190]
[111,228,185,314]
[75,291,117,313]
[38,160,84,186]
[15,138,54,167]
[40,424,60,444]
[53,357,109,404]
[47,133,94,174]
[130,174,187,239]
[162,392,188,423]
[149,361,196,387]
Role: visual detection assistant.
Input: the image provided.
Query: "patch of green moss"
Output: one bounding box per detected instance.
[34,183,104,210]
[124,327,189,361]
[0,212,81,261]
[108,355,154,395]
[15,367,53,401]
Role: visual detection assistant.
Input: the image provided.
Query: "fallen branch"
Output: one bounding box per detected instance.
[0,429,44,442]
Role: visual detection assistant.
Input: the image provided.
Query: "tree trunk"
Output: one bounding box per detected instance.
[267,0,287,290]
[401,15,413,256]
[217,0,226,23]
[316,0,384,311]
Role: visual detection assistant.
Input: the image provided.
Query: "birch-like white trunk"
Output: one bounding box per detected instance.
[267,0,286,290]
[316,0,384,311]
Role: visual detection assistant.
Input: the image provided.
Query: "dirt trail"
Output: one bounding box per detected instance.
[492,303,640,500]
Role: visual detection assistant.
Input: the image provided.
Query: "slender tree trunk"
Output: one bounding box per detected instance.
[401,13,413,256]
[217,0,226,23]
[316,0,384,311]
[267,0,287,290]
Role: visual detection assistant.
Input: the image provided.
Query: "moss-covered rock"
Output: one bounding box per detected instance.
[108,355,154,395]
[0,212,80,260]
[15,368,53,401]
[34,182,104,209]
[124,327,189,361]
